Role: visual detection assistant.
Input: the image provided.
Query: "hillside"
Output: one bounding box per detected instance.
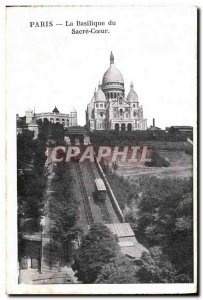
[109,141,193,179]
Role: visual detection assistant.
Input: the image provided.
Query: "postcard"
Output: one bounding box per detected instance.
[6,5,197,295]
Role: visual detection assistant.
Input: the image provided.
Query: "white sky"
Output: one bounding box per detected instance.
[6,6,197,129]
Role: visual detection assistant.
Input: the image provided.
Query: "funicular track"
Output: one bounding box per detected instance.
[74,162,94,225]
[82,162,112,224]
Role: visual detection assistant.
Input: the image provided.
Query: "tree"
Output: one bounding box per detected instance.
[134,176,193,281]
[72,223,119,283]
[65,225,84,240]
[136,246,179,283]
[49,165,79,251]
[17,130,48,220]
[96,257,138,283]
[17,130,35,168]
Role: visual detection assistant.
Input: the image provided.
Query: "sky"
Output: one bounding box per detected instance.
[6,6,197,129]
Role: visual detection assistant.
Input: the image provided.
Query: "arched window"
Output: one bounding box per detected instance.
[126,113,128,118]
[111,92,113,98]
[114,92,116,98]
[127,123,132,131]
[120,109,123,116]
[121,123,126,131]
[115,123,119,131]
[50,118,54,123]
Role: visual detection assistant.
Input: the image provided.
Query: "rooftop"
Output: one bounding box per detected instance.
[106,223,134,238]
[95,178,106,191]
[52,106,59,113]
[107,223,148,260]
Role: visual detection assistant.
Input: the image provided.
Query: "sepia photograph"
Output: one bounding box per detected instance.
[6,5,197,295]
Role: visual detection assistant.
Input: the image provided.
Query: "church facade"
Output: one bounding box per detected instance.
[86,52,147,131]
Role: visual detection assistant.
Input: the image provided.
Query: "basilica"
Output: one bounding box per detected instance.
[86,52,147,131]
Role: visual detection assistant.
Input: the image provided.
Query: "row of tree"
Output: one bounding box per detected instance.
[37,119,65,145]
[48,163,81,261]
[89,129,189,145]
[17,119,65,221]
[17,130,47,220]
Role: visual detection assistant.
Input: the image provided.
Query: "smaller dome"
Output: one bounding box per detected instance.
[127,82,138,102]
[95,82,106,102]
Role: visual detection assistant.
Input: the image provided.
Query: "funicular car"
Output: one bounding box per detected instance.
[95,178,106,202]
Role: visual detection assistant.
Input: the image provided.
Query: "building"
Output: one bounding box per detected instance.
[17,107,77,139]
[86,52,147,131]
[65,126,90,145]
[148,118,162,131]
[167,126,193,135]
[26,106,77,128]
[17,114,39,139]
[107,223,148,260]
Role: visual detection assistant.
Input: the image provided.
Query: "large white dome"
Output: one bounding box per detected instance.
[102,64,124,84]
[102,52,124,85]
